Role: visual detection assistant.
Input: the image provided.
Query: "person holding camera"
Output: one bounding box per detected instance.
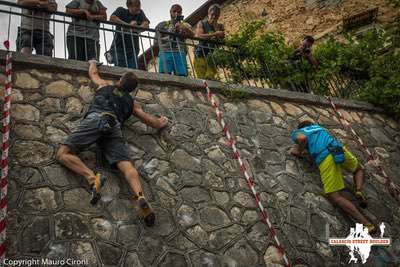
[155,4,194,76]
[57,60,168,227]
[108,0,150,69]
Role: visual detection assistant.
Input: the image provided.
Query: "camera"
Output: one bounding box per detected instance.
[176,15,184,22]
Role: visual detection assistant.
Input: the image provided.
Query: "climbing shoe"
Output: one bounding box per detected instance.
[366,224,377,235]
[354,190,368,209]
[89,173,107,206]
[134,195,155,227]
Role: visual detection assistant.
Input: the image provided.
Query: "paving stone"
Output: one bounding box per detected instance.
[242,210,259,224]
[21,187,57,211]
[15,72,40,89]
[205,172,224,189]
[247,99,272,113]
[64,188,101,214]
[98,242,123,265]
[55,213,91,239]
[38,97,61,112]
[11,89,23,101]
[70,241,98,267]
[44,242,68,260]
[14,124,42,140]
[177,204,197,228]
[199,207,230,228]
[12,104,40,121]
[170,123,196,139]
[46,126,68,144]
[66,97,83,114]
[270,101,286,117]
[91,218,113,240]
[21,217,50,254]
[149,208,175,237]
[107,198,136,221]
[171,149,201,172]
[78,85,94,103]
[10,167,43,185]
[124,252,144,267]
[263,245,284,266]
[186,225,208,247]
[137,237,165,266]
[233,192,257,208]
[181,187,210,203]
[159,252,187,267]
[156,176,176,195]
[213,191,230,205]
[208,224,243,249]
[284,103,303,117]
[225,239,258,266]
[45,80,74,97]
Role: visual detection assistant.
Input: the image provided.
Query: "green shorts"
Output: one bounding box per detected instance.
[318,147,359,194]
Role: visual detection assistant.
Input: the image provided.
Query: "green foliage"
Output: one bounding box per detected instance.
[211,19,400,117]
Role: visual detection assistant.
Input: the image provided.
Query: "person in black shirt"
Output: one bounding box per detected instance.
[57,60,168,227]
[108,0,149,68]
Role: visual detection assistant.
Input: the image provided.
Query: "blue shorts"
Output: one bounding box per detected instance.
[158,51,188,76]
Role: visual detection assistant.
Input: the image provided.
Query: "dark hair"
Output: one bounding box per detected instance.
[171,4,183,12]
[303,35,315,43]
[297,120,314,129]
[208,4,221,14]
[126,0,140,7]
[120,72,138,93]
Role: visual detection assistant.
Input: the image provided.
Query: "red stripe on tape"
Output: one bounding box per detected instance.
[0,197,7,209]
[0,219,6,233]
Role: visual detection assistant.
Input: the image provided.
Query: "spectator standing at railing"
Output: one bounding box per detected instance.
[288,36,319,93]
[17,0,58,56]
[155,4,194,77]
[108,0,150,69]
[194,4,225,80]
[65,0,107,61]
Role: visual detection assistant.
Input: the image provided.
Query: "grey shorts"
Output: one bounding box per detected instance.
[63,113,131,166]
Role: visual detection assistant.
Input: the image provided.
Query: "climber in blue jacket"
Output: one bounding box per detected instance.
[290,120,376,234]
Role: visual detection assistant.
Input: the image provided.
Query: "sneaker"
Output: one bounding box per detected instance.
[89,173,107,206]
[355,190,368,209]
[135,196,155,227]
[366,224,377,235]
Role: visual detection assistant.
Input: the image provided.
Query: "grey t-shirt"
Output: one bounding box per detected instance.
[20,0,56,32]
[155,20,190,53]
[66,0,106,41]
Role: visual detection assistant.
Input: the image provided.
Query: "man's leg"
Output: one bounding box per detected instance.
[116,161,143,197]
[56,145,95,183]
[327,191,371,225]
[353,166,365,192]
[19,30,33,55]
[116,160,155,226]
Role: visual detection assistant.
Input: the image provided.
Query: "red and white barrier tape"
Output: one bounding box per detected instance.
[326,96,400,202]
[0,40,12,261]
[203,81,291,267]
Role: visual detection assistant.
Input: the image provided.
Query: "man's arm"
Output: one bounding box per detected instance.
[176,22,194,38]
[132,103,168,130]
[18,0,42,8]
[290,133,307,156]
[195,21,216,39]
[88,60,113,88]
[305,53,320,68]
[87,8,107,21]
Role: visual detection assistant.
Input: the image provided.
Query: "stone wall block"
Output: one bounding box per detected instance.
[45,80,74,97]
[15,72,40,89]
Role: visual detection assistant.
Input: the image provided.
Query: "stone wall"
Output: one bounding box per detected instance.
[218,0,398,43]
[3,54,400,267]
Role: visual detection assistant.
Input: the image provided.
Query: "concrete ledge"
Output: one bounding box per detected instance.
[0,50,381,112]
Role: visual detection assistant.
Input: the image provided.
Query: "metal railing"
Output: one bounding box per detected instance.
[0,0,364,97]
